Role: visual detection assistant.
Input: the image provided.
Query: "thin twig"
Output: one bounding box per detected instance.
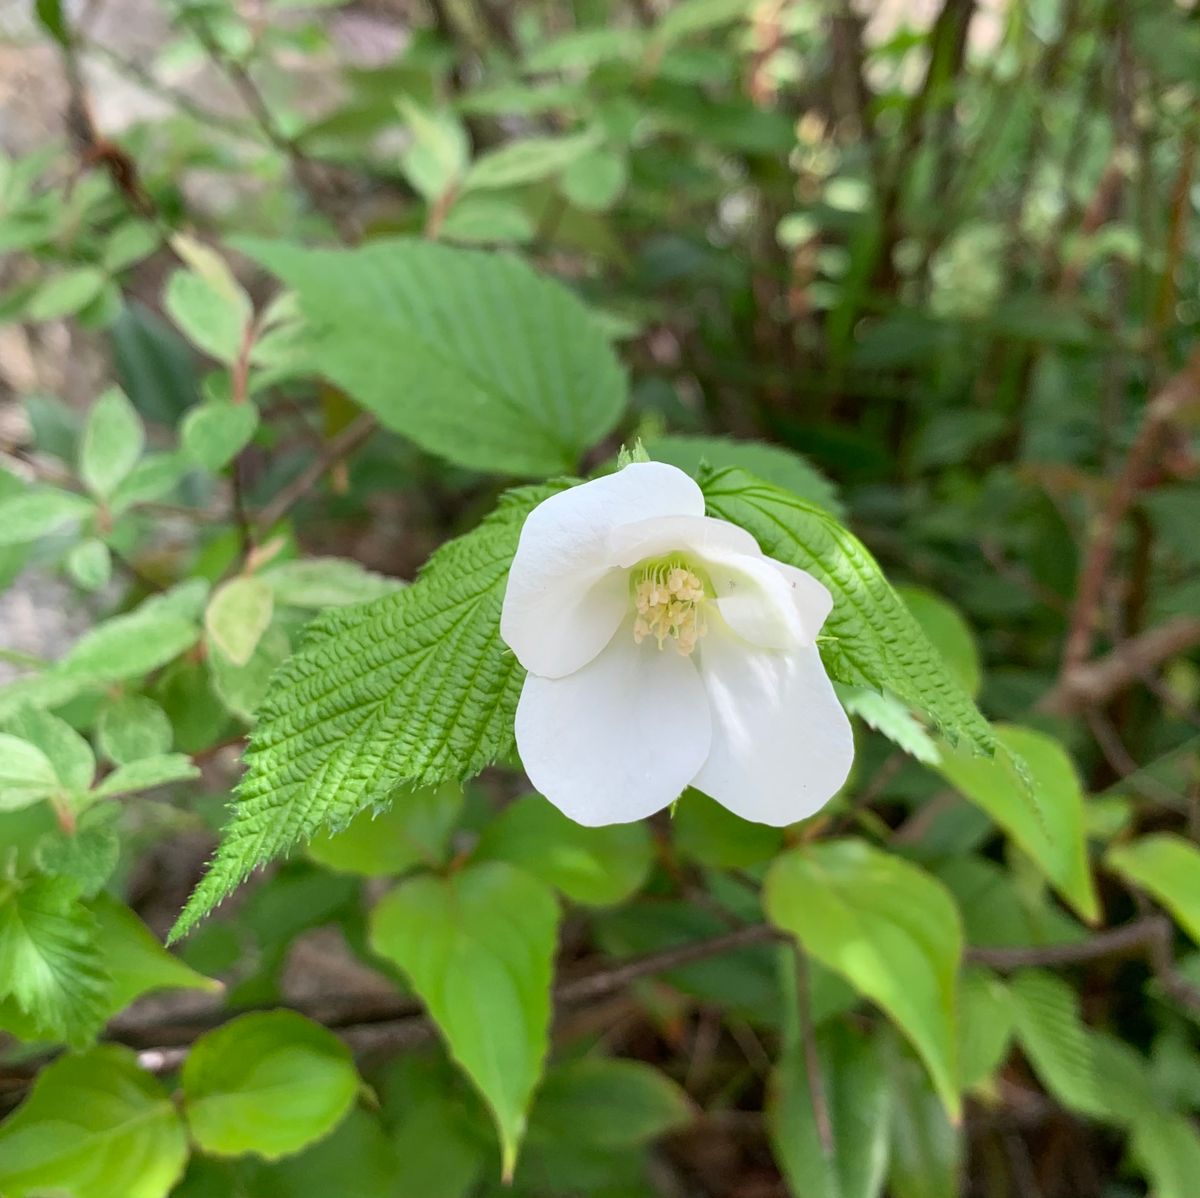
[1061,348,1200,674]
[254,413,377,532]
[794,947,834,1157]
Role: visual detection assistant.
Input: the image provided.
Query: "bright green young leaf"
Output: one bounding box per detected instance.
[308,780,463,876]
[263,558,402,608]
[440,194,536,245]
[94,753,200,797]
[0,734,59,810]
[1009,970,1109,1121]
[181,398,259,470]
[109,451,189,513]
[1107,833,1200,946]
[767,1021,891,1198]
[0,485,93,546]
[653,0,752,45]
[561,146,628,212]
[523,27,641,71]
[703,469,995,758]
[673,787,784,868]
[164,267,253,364]
[6,705,95,792]
[765,839,963,1116]
[67,537,113,590]
[0,877,110,1045]
[92,893,218,1018]
[463,130,599,192]
[172,484,560,939]
[884,1032,961,1198]
[1130,1113,1200,1198]
[651,434,845,517]
[937,725,1098,921]
[0,1045,188,1198]
[398,99,469,201]
[473,793,653,906]
[530,1058,692,1147]
[897,586,981,699]
[958,967,1013,1090]
[182,1010,359,1160]
[208,621,291,722]
[57,597,201,684]
[369,860,559,1176]
[206,576,275,667]
[27,266,107,321]
[238,239,626,476]
[79,387,145,499]
[97,694,174,763]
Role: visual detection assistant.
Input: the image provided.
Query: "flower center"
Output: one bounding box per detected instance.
[632,557,708,656]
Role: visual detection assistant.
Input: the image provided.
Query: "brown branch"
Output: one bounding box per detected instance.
[254,413,377,532]
[1042,616,1200,714]
[1061,348,1200,674]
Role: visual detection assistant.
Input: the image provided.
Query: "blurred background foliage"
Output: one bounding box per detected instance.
[1,0,1200,1195]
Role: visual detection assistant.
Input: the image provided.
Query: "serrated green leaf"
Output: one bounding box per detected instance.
[0,485,93,546]
[182,1010,359,1160]
[651,435,845,517]
[837,683,940,765]
[767,1020,891,1198]
[237,239,626,476]
[938,725,1098,922]
[0,734,59,810]
[765,839,962,1116]
[1107,833,1200,947]
[530,1058,692,1147]
[94,754,200,797]
[97,694,174,763]
[702,469,994,758]
[79,387,144,499]
[171,483,560,940]
[181,398,259,470]
[473,793,653,907]
[206,576,275,666]
[1009,969,1108,1120]
[36,805,121,897]
[369,860,559,1177]
[164,267,252,363]
[307,780,462,877]
[897,586,981,700]
[0,1045,188,1198]
[0,877,110,1045]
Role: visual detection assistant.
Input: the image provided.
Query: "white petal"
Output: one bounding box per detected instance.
[692,626,853,826]
[607,513,760,568]
[501,463,703,678]
[771,560,834,642]
[515,622,711,826]
[703,549,810,651]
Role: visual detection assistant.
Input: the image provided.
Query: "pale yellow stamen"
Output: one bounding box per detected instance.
[632,561,708,655]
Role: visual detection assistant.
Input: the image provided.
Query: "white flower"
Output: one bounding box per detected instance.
[500,462,854,827]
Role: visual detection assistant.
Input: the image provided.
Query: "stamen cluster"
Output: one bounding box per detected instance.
[633,563,707,655]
